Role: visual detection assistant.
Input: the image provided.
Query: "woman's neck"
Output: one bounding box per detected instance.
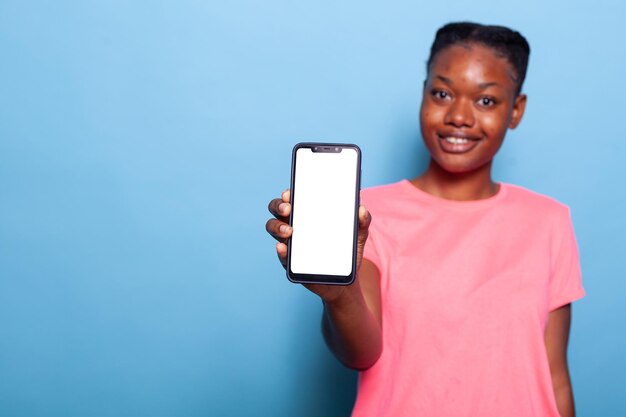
[410,160,499,201]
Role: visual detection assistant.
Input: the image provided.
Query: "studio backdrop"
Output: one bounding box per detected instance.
[1,1,625,416]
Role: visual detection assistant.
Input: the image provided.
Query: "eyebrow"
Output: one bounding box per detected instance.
[478,81,500,89]
[434,75,501,90]
[435,75,453,85]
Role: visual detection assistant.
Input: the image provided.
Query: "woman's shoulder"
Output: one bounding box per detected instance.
[360,180,411,210]
[360,180,573,222]
[361,180,406,198]
[501,183,572,218]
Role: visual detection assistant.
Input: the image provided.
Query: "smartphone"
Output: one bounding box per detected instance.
[287,142,361,285]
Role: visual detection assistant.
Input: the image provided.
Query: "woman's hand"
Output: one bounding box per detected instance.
[265,189,372,302]
[267,189,382,369]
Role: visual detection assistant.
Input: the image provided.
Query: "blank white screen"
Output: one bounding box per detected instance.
[290,147,358,276]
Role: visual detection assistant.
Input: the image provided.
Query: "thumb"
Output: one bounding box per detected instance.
[357,205,371,248]
[358,205,371,230]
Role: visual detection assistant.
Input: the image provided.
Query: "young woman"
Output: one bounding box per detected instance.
[266,22,585,417]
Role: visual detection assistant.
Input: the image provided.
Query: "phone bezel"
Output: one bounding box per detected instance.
[286,142,361,285]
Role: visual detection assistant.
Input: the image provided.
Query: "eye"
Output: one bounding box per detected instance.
[477,96,497,107]
[431,89,451,101]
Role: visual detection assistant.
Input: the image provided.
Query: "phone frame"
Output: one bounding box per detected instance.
[286,142,361,285]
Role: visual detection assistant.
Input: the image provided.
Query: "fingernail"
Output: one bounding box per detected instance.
[280,225,289,234]
[279,203,286,213]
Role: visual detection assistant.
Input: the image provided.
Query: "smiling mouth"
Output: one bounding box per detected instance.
[438,135,481,153]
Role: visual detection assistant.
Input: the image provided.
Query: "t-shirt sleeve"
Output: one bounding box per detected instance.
[548,207,585,311]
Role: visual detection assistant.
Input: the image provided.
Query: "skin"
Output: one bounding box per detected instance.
[415,43,526,201]
[266,192,382,370]
[266,42,575,416]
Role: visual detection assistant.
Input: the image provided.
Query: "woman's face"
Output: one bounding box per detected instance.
[420,43,526,175]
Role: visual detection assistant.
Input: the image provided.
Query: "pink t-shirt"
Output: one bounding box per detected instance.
[353,180,585,417]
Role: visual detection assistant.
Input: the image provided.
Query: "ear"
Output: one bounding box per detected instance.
[509,94,527,129]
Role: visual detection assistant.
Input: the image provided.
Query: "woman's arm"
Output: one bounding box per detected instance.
[321,259,382,370]
[545,303,575,417]
[266,190,383,370]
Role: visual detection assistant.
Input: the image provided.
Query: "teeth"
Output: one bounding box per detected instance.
[444,137,469,144]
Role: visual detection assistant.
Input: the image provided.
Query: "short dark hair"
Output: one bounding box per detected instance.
[427,22,531,94]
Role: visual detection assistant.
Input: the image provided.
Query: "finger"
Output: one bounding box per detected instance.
[268,197,291,220]
[278,201,291,218]
[281,189,291,203]
[358,205,371,230]
[276,242,288,268]
[266,218,293,242]
[357,205,370,249]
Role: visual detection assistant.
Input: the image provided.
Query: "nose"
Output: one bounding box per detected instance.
[444,98,475,127]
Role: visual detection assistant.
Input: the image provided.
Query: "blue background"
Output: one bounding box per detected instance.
[1,1,625,416]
